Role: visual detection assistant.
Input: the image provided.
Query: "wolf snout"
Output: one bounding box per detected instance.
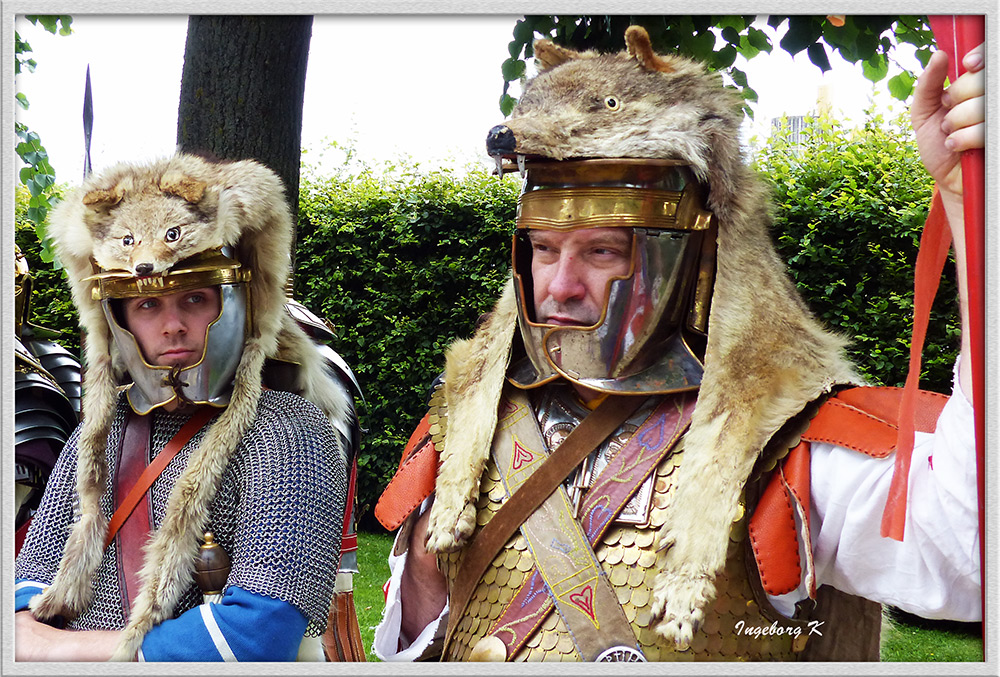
[135,262,155,276]
[486,125,516,156]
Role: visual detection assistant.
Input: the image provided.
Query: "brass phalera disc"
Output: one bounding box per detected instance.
[469,635,508,661]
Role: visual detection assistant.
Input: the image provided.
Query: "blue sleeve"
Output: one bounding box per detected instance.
[14,578,46,612]
[140,586,308,661]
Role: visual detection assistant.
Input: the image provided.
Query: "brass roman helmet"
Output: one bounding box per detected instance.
[84,246,252,414]
[508,159,717,395]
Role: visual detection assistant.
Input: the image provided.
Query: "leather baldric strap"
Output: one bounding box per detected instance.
[374,412,437,531]
[106,406,217,549]
[483,392,696,660]
[442,392,645,658]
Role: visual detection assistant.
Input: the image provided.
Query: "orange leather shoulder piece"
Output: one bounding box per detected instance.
[748,442,808,597]
[398,411,432,471]
[801,386,949,458]
[375,413,438,531]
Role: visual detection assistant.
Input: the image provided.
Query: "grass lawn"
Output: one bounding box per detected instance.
[352,530,983,663]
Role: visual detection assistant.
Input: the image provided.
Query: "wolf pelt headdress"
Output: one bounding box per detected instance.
[33,152,351,660]
[423,26,860,647]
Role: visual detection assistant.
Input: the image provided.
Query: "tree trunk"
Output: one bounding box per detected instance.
[177,15,312,227]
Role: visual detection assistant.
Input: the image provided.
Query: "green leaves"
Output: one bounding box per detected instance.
[15,185,77,352]
[501,56,526,84]
[779,15,824,56]
[862,52,890,83]
[15,125,59,256]
[26,15,74,35]
[16,17,73,261]
[806,42,831,72]
[887,70,916,100]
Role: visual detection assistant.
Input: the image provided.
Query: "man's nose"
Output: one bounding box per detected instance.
[548,254,586,303]
[160,305,187,334]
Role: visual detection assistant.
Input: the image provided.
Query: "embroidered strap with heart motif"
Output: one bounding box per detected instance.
[484,390,696,660]
[488,388,641,660]
[441,390,645,659]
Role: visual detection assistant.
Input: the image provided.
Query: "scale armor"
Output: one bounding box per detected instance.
[15,389,347,636]
[433,387,881,661]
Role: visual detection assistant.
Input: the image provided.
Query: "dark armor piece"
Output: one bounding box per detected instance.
[14,246,82,536]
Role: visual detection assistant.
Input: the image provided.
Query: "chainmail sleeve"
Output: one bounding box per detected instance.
[15,422,84,586]
[207,390,347,636]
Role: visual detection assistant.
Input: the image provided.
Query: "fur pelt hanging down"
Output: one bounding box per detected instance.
[424,26,861,648]
[34,153,351,660]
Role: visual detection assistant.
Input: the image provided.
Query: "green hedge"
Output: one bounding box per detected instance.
[754,111,960,392]
[15,184,79,355]
[294,167,519,528]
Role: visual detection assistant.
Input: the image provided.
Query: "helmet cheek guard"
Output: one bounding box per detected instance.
[508,159,715,395]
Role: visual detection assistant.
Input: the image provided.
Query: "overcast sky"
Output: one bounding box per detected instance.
[15,14,922,185]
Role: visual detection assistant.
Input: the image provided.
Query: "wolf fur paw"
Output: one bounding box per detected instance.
[27,590,65,622]
[650,570,715,648]
[424,500,477,553]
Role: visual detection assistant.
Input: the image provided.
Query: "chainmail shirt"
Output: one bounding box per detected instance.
[15,389,347,637]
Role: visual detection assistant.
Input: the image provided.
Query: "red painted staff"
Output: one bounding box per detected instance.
[881,11,985,650]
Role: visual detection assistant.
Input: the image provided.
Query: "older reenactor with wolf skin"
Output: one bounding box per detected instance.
[15,154,360,661]
[373,28,983,662]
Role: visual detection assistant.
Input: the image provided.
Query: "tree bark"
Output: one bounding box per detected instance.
[177,15,312,225]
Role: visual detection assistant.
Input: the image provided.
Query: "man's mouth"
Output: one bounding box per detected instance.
[160,348,195,363]
[543,315,593,327]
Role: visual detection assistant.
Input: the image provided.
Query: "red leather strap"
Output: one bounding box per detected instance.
[340,457,359,555]
[374,412,438,531]
[399,412,431,471]
[105,406,216,549]
[885,190,951,540]
[801,386,949,458]
[749,442,807,596]
[116,411,152,613]
[751,384,949,596]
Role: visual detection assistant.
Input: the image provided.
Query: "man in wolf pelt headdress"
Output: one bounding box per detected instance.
[372,28,983,662]
[15,153,361,661]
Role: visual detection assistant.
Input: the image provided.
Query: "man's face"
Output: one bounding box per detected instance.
[529,227,633,327]
[121,287,222,368]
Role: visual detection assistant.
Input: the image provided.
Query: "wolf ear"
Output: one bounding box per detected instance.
[533,38,585,71]
[160,172,207,204]
[82,183,126,208]
[625,25,678,74]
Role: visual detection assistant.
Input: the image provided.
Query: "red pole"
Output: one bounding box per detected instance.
[927,13,986,659]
